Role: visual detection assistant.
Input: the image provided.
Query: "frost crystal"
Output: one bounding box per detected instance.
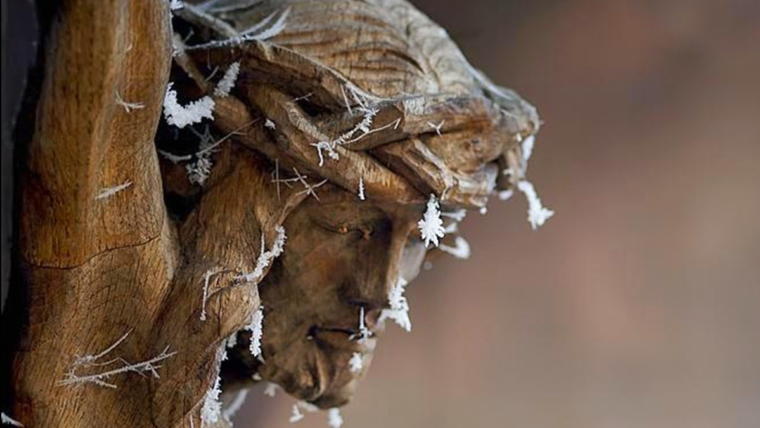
[418,194,445,247]
[358,177,366,200]
[246,307,264,357]
[213,62,240,98]
[236,226,287,284]
[169,0,184,11]
[327,408,343,428]
[438,236,471,260]
[95,181,132,200]
[289,404,304,423]
[59,330,176,389]
[245,8,290,41]
[264,382,278,397]
[517,180,554,229]
[349,352,363,373]
[379,278,411,332]
[265,119,276,130]
[200,268,221,321]
[201,369,223,425]
[222,389,249,422]
[498,189,514,201]
[1,413,23,427]
[114,91,144,113]
[163,82,215,128]
[349,306,372,342]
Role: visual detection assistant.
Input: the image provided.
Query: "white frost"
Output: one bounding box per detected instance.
[438,236,471,260]
[348,352,363,373]
[201,370,223,425]
[289,404,304,423]
[95,181,132,200]
[213,61,241,98]
[264,382,278,397]
[246,306,264,357]
[1,413,23,427]
[236,226,287,284]
[516,180,554,230]
[418,194,445,247]
[163,82,215,128]
[327,408,343,428]
[379,278,411,332]
[358,177,366,200]
[222,389,249,422]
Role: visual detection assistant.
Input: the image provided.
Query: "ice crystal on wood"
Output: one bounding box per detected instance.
[95,181,132,200]
[59,331,176,389]
[418,194,445,247]
[163,82,215,128]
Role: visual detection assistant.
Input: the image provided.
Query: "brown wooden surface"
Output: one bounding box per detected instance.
[4,0,539,426]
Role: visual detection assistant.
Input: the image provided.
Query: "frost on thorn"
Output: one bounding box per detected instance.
[418,194,445,247]
[358,177,366,200]
[213,61,240,98]
[158,150,192,164]
[349,306,372,342]
[163,82,215,128]
[441,208,466,222]
[95,181,132,200]
[240,7,291,41]
[114,91,144,113]
[517,180,554,229]
[498,189,514,201]
[201,361,223,425]
[235,225,287,284]
[348,352,363,373]
[222,389,249,422]
[427,120,445,137]
[200,268,221,321]
[289,404,304,423]
[1,412,23,427]
[263,382,278,397]
[312,84,400,166]
[438,236,471,260]
[379,278,411,332]
[59,331,176,389]
[246,306,264,357]
[327,408,344,428]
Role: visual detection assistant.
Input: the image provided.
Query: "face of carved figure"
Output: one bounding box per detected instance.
[256,184,427,408]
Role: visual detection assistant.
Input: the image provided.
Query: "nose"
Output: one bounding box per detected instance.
[345,224,420,311]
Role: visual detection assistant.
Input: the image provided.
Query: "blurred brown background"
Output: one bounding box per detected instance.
[235,0,760,427]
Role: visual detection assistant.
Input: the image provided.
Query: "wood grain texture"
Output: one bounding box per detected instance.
[4,0,541,426]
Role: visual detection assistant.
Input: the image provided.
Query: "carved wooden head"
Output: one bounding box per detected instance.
[161,0,541,410]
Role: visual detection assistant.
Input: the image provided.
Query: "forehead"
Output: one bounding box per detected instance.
[298,183,422,227]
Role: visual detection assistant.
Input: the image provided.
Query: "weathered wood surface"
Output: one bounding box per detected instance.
[3,0,540,426]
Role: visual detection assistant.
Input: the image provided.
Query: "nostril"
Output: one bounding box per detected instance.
[306,325,318,339]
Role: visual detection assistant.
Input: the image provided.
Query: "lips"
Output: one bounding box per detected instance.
[308,325,376,353]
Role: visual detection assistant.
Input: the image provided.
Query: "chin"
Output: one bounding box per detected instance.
[260,333,374,408]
